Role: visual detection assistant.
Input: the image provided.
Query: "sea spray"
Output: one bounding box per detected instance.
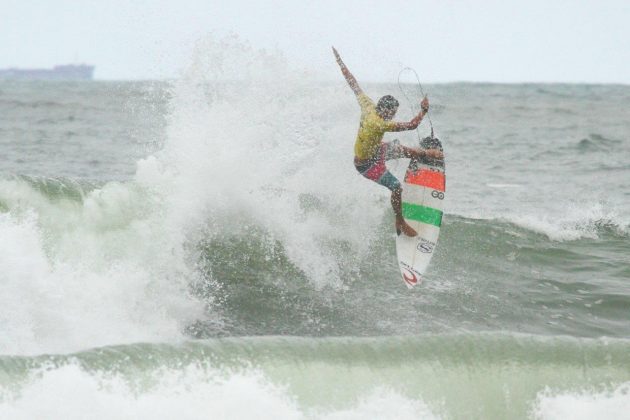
[155,35,390,289]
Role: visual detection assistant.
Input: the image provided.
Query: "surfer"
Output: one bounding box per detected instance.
[333,47,443,237]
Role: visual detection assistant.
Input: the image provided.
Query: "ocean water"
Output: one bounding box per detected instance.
[1,38,629,419]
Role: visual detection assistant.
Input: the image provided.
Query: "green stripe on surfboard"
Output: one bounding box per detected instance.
[402,202,443,227]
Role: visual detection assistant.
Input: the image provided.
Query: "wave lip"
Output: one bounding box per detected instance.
[449,200,629,242]
[1,334,629,420]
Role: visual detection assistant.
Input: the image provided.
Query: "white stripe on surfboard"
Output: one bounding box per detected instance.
[402,183,446,211]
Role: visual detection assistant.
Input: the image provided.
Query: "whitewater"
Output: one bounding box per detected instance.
[1,37,629,419]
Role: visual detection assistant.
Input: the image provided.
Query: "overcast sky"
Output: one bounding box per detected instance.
[3,0,629,83]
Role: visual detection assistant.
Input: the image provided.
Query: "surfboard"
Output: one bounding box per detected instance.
[395,137,445,288]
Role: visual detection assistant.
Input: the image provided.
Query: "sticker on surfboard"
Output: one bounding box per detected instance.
[395,137,445,288]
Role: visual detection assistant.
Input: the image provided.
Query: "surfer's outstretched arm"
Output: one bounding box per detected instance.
[332,47,363,97]
[390,96,430,132]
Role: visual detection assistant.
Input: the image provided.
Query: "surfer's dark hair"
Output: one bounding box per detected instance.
[376,95,399,114]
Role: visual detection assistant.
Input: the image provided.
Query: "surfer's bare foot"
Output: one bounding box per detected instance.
[395,219,417,237]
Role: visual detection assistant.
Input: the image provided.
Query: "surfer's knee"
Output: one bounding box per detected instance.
[379,171,401,193]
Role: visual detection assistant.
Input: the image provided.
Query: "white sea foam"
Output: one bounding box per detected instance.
[0,179,204,355]
[4,357,627,420]
[453,199,628,241]
[532,382,630,420]
[0,364,440,420]
[506,201,628,241]
[320,389,439,420]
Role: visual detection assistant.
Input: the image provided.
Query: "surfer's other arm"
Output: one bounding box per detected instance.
[332,47,363,96]
[389,96,430,132]
[400,146,443,161]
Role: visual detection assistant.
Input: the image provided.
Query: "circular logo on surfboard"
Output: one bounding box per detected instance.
[431,190,445,200]
[402,268,419,287]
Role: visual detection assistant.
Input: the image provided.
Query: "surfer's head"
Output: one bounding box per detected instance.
[376,95,399,120]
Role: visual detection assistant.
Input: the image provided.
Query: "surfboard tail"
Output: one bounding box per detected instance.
[399,261,422,288]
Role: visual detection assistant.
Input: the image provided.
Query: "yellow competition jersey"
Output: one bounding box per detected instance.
[354,93,397,160]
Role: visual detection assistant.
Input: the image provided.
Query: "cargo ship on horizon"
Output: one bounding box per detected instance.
[0,64,94,81]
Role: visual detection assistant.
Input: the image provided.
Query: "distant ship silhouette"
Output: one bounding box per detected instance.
[0,64,94,80]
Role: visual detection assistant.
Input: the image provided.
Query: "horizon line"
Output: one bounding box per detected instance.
[86,78,630,86]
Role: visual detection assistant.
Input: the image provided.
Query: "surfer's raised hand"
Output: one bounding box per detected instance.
[421,96,430,113]
[333,47,363,97]
[332,47,344,66]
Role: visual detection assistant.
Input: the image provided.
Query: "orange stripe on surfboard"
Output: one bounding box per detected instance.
[405,169,445,191]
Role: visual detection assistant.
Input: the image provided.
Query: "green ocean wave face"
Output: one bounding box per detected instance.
[189,213,630,339]
[1,37,629,419]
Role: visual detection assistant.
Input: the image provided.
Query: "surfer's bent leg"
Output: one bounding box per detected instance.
[354,143,417,237]
[391,187,417,237]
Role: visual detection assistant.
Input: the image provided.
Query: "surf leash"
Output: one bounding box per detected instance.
[397,67,435,140]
